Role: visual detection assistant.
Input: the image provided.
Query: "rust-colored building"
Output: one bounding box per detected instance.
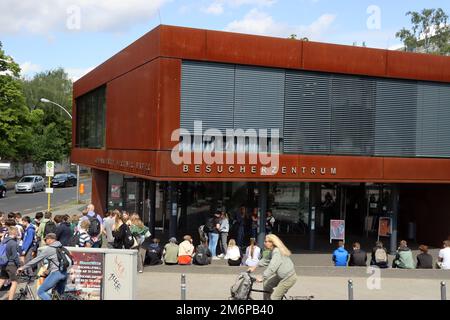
[72,25,450,252]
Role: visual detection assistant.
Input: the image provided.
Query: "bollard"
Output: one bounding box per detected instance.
[441,281,447,301]
[181,274,186,300]
[348,279,354,300]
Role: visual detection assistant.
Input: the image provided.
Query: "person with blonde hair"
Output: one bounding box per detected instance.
[248,234,297,300]
[243,238,261,267]
[178,235,194,265]
[225,239,241,266]
[130,215,150,272]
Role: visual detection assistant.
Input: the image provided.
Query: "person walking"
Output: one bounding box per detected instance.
[55,215,72,247]
[265,210,275,234]
[248,234,297,300]
[20,217,36,265]
[129,215,151,273]
[103,210,117,249]
[0,227,20,300]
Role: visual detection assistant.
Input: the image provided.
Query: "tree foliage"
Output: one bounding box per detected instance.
[396,8,450,55]
[0,41,73,170]
[0,41,29,161]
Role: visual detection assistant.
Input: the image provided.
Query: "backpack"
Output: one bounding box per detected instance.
[0,240,9,267]
[88,215,101,237]
[194,245,210,265]
[44,220,57,237]
[123,225,138,249]
[375,248,387,263]
[68,232,81,247]
[230,272,253,300]
[51,246,74,272]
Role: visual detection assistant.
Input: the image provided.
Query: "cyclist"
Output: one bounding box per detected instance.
[17,233,68,300]
[248,234,297,300]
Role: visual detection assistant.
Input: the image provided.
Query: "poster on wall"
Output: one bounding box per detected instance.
[66,251,104,300]
[378,217,392,238]
[330,219,345,243]
[111,185,121,199]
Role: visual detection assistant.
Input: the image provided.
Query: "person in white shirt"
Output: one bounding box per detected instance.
[225,239,242,266]
[437,240,450,270]
[243,238,261,267]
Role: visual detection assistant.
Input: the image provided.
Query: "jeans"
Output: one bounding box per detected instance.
[208,233,219,257]
[37,270,67,300]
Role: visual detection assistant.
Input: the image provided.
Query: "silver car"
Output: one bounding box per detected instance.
[15,175,46,193]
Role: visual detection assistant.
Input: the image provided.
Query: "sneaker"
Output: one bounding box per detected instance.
[217,254,224,258]
[212,256,220,260]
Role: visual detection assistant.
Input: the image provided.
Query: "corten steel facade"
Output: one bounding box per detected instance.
[72,25,450,248]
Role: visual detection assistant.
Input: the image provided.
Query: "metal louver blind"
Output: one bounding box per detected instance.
[234,65,285,134]
[375,79,417,157]
[181,61,235,133]
[416,82,440,157]
[331,75,376,155]
[437,85,450,157]
[284,71,331,154]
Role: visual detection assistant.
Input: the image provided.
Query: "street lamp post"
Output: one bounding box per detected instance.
[39,98,81,204]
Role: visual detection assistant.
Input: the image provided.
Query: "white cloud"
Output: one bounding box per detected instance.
[225,9,336,40]
[204,3,224,15]
[20,62,43,76]
[66,66,95,82]
[202,0,276,15]
[0,0,168,35]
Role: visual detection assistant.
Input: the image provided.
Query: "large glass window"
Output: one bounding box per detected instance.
[75,85,106,148]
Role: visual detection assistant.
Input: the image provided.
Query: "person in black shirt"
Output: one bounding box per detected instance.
[349,242,367,266]
[416,244,433,269]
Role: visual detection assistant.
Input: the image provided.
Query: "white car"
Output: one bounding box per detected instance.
[15,175,46,193]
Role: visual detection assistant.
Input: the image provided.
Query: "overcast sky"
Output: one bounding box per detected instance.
[1,0,449,81]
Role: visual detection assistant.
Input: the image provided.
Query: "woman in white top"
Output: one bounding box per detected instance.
[225,239,242,266]
[244,238,261,267]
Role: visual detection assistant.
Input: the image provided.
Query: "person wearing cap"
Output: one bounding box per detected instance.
[163,237,179,265]
[17,233,68,300]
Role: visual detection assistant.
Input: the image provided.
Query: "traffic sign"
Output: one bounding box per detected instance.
[46,161,55,177]
[45,188,54,194]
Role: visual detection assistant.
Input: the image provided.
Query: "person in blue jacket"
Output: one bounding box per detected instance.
[20,216,36,265]
[332,241,349,267]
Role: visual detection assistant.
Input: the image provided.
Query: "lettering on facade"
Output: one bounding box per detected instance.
[181,165,338,176]
[94,158,152,175]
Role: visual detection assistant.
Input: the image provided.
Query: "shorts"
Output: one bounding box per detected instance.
[0,264,18,282]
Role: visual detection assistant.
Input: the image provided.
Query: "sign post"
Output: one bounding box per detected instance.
[45,161,54,211]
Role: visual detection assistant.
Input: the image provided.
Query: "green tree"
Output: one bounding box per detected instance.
[0,41,30,161]
[21,68,73,166]
[396,8,450,55]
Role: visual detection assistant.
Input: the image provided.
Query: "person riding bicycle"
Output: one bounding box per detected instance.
[17,233,69,300]
[248,234,297,300]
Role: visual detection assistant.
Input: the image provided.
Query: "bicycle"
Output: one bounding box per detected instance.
[230,271,314,300]
[14,272,83,301]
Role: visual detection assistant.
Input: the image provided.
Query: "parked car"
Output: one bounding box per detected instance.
[51,173,77,188]
[15,175,45,193]
[0,179,7,198]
